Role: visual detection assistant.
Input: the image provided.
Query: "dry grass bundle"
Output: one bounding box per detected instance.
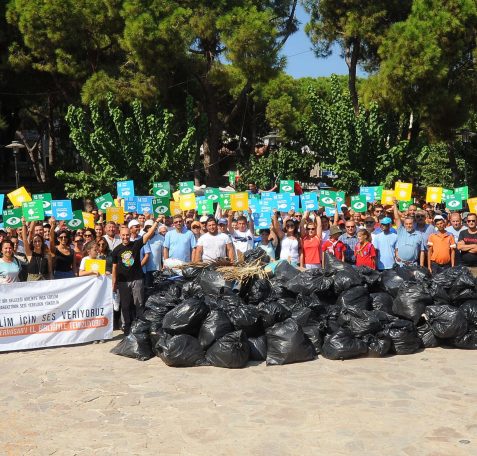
[175,258,232,270]
[216,259,269,283]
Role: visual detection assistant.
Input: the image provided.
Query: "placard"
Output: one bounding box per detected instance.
[84,259,106,275]
[197,200,214,215]
[351,195,367,213]
[468,197,477,213]
[153,182,171,198]
[335,191,346,207]
[445,194,463,211]
[179,193,196,211]
[106,206,124,223]
[136,196,153,214]
[95,193,115,211]
[51,200,73,221]
[7,186,32,207]
[116,180,135,198]
[32,193,52,215]
[276,193,292,212]
[279,180,294,193]
[22,200,45,222]
[399,201,413,211]
[152,197,171,216]
[205,188,220,202]
[2,208,22,228]
[381,190,395,205]
[170,200,182,216]
[179,181,194,195]
[300,192,319,211]
[82,212,95,229]
[66,210,85,230]
[319,190,336,208]
[230,192,249,211]
[454,186,469,200]
[124,197,138,213]
[0,194,3,212]
[394,182,412,201]
[426,187,443,203]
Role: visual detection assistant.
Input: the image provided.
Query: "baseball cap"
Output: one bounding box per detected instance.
[380,217,392,225]
[128,220,140,229]
[191,221,201,228]
[329,225,342,236]
[341,204,348,210]
[200,215,209,223]
[364,216,375,223]
[433,215,445,222]
[218,218,227,225]
[144,220,154,228]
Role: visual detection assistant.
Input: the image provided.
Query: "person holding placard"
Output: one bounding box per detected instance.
[395,217,425,267]
[372,217,397,270]
[21,219,52,281]
[272,210,300,266]
[299,211,322,269]
[141,219,164,287]
[79,241,104,276]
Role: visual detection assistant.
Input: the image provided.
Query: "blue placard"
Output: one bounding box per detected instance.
[300,192,319,211]
[325,207,337,217]
[257,211,272,229]
[117,180,135,198]
[51,200,73,221]
[136,196,153,214]
[0,194,4,212]
[290,195,300,211]
[261,191,277,200]
[249,198,261,214]
[276,193,292,212]
[360,186,377,203]
[124,197,138,212]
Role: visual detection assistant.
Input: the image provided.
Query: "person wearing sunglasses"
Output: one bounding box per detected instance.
[21,219,52,281]
[272,210,300,266]
[427,215,456,274]
[49,218,77,279]
[457,213,477,277]
[163,215,197,268]
[299,211,322,269]
[338,221,359,264]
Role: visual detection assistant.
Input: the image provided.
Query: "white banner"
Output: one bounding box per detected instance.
[0,276,113,352]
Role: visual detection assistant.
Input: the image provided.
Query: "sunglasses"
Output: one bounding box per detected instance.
[345,225,355,228]
[58,236,68,239]
[74,239,83,243]
[467,219,476,223]
[191,226,200,229]
[416,215,425,219]
[375,209,383,213]
[174,220,183,224]
[286,224,295,228]
[365,221,375,225]
[84,234,93,237]
[306,227,315,231]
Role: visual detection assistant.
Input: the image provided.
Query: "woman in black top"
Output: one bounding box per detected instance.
[21,220,53,280]
[49,218,77,279]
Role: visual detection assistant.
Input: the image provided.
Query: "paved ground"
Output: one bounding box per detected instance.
[1,333,476,456]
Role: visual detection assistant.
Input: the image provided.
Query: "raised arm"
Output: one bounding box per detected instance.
[393,200,402,228]
[21,219,33,258]
[315,212,322,240]
[228,210,236,235]
[49,218,57,254]
[247,208,254,233]
[272,210,284,240]
[300,211,309,239]
[142,217,160,244]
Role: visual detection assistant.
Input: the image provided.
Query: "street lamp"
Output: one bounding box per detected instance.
[262,131,282,149]
[5,140,25,188]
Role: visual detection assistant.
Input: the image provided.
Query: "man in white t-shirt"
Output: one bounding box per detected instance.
[228,209,254,258]
[196,217,234,262]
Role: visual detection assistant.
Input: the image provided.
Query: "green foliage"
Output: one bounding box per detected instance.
[56,95,196,198]
[417,143,454,188]
[237,147,315,192]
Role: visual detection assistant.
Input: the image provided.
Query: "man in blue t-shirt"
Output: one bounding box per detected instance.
[163,215,196,266]
[372,217,398,270]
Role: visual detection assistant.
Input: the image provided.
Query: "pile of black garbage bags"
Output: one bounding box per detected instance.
[111,251,477,367]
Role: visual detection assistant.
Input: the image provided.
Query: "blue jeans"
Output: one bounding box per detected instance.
[54,270,75,279]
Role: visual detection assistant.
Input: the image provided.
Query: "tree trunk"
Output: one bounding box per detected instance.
[48,93,56,167]
[16,131,47,184]
[344,39,361,115]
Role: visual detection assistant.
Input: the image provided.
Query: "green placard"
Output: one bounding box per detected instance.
[375,186,383,200]
[319,190,336,208]
[454,186,469,200]
[152,182,171,198]
[66,210,85,230]
[351,195,367,213]
[32,193,52,211]
[22,200,45,222]
[179,181,194,195]
[152,197,171,216]
[197,200,214,215]
[279,180,294,193]
[446,194,463,211]
[442,189,454,202]
[335,191,346,206]
[399,200,413,211]
[205,188,220,202]
[3,208,22,228]
[94,193,115,211]
[228,171,236,186]
[219,193,233,210]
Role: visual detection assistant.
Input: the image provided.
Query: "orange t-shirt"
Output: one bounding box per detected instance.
[301,236,322,265]
[428,231,456,265]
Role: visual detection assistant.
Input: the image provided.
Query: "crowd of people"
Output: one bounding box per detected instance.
[1,182,476,335]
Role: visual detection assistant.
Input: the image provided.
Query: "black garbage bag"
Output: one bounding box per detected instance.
[403,264,431,282]
[338,307,382,337]
[362,333,392,357]
[323,305,342,333]
[248,335,267,361]
[258,301,291,328]
[143,306,169,328]
[383,320,421,355]
[182,280,204,299]
[392,281,432,324]
[266,318,315,365]
[269,278,296,299]
[321,328,368,360]
[243,248,270,264]
[448,273,477,304]
[323,251,349,276]
[181,266,203,280]
[274,260,300,282]
[206,330,250,368]
[227,305,262,336]
[302,325,323,354]
[291,307,312,326]
[200,268,233,296]
[355,266,381,288]
[247,278,272,305]
[163,283,183,304]
[198,310,234,349]
[425,305,468,339]
[333,269,363,295]
[432,266,465,289]
[460,300,477,327]
[380,269,406,298]
[451,329,477,349]
[155,334,206,367]
[337,286,371,311]
[416,320,439,348]
[111,320,154,361]
[286,269,325,296]
[428,282,451,306]
[150,326,167,353]
[162,297,208,336]
[370,292,394,314]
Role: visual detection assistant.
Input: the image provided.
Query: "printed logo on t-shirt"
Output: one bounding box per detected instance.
[120,250,134,267]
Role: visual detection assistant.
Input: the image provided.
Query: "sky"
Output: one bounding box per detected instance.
[282,4,366,79]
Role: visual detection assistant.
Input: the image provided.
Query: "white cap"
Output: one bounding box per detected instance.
[433,215,444,222]
[144,220,154,228]
[200,215,209,223]
[128,219,140,229]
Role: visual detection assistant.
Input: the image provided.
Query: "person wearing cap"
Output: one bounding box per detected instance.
[228,209,255,260]
[127,219,141,241]
[111,216,162,335]
[372,217,398,270]
[427,215,456,274]
[199,215,209,235]
[163,215,197,266]
[141,219,165,287]
[457,212,477,277]
[322,225,345,265]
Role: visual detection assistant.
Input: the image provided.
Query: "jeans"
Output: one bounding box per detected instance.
[54,270,75,279]
[117,279,145,333]
[430,262,451,275]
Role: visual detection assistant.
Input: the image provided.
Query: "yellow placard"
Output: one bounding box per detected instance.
[84,259,106,275]
[179,193,196,211]
[381,190,395,205]
[106,206,124,223]
[170,200,182,215]
[467,197,477,213]
[82,212,95,229]
[426,187,443,203]
[230,192,249,211]
[394,182,412,201]
[172,190,181,202]
[7,186,32,207]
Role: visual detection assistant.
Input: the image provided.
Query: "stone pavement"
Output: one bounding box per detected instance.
[0,333,476,456]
